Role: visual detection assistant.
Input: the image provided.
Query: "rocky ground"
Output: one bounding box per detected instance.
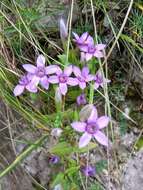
[0,99,143,190]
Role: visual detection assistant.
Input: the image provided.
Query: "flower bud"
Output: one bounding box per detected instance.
[55,87,62,103]
[79,104,94,122]
[76,93,87,106]
[55,87,62,111]
[49,155,60,164]
[59,18,68,41]
[81,165,96,177]
[51,128,63,137]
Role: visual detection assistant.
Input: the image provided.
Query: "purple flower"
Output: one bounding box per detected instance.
[13,74,37,96]
[73,32,106,61]
[76,93,87,106]
[73,32,94,52]
[59,18,68,41]
[49,155,60,164]
[80,44,106,62]
[94,70,110,90]
[48,65,78,95]
[81,165,96,177]
[73,66,94,89]
[71,106,110,148]
[22,54,59,90]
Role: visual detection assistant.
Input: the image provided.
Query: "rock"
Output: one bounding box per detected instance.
[121,149,143,190]
[33,0,78,29]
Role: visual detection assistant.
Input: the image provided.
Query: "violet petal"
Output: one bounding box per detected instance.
[71,122,86,132]
[94,131,108,146]
[14,85,25,96]
[79,132,92,148]
[36,54,45,67]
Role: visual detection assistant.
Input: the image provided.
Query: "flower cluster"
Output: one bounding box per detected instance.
[14,56,109,96]
[73,32,106,61]
[13,24,111,150]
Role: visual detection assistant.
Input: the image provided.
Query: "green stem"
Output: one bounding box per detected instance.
[89,83,94,104]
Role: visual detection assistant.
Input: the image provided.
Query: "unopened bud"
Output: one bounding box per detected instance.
[79,104,94,121]
[51,128,63,137]
[59,18,68,41]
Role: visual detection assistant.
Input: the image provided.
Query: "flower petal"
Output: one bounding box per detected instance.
[64,65,73,76]
[46,65,61,75]
[80,32,88,42]
[26,84,37,93]
[36,54,45,67]
[94,82,100,89]
[31,76,40,86]
[40,76,49,90]
[94,131,108,146]
[95,44,106,50]
[23,64,36,74]
[82,67,89,77]
[72,32,79,40]
[80,52,86,62]
[73,66,81,77]
[88,106,98,122]
[95,70,102,78]
[94,51,104,58]
[79,45,88,52]
[86,35,94,45]
[105,78,111,84]
[26,73,34,80]
[59,83,67,95]
[79,132,92,148]
[86,74,94,82]
[14,85,24,96]
[79,82,86,89]
[85,53,93,61]
[71,122,86,132]
[48,75,59,84]
[96,116,110,129]
[67,77,78,86]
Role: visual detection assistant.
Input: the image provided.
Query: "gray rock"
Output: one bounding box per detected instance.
[121,149,143,190]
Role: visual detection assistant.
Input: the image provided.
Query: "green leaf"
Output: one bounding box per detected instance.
[135,137,143,150]
[76,142,97,153]
[65,166,80,177]
[119,114,127,136]
[50,142,73,156]
[51,173,64,188]
[58,54,67,64]
[50,141,97,157]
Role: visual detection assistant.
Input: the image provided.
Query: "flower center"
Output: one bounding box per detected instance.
[36,67,45,77]
[19,76,29,86]
[88,46,95,54]
[59,74,68,83]
[86,122,98,134]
